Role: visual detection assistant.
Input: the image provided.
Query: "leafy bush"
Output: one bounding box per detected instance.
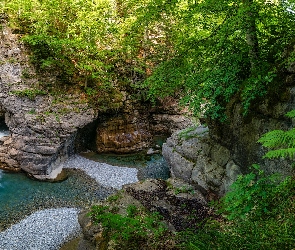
[220,164,289,221]
[90,204,169,249]
[179,173,295,250]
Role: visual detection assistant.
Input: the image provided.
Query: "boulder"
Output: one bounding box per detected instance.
[78,178,211,249]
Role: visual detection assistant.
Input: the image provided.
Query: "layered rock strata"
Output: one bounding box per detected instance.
[94,97,192,154]
[163,85,295,196]
[0,21,97,178]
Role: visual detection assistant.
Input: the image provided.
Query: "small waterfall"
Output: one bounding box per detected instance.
[0,122,9,138]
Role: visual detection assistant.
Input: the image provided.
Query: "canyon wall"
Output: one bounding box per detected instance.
[163,84,295,196]
[0,20,191,179]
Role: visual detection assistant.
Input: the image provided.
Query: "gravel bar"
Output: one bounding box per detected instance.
[62,155,139,189]
[0,155,139,249]
[0,208,81,250]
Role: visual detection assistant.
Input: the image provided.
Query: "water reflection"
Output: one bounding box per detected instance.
[0,170,3,188]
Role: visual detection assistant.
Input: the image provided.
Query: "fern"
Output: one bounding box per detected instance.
[285,110,295,118]
[258,110,295,160]
[264,148,295,159]
[258,129,295,149]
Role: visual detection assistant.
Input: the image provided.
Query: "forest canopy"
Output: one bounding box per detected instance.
[1,0,295,120]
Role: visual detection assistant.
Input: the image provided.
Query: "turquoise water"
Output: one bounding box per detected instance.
[80,134,170,180]
[0,123,113,230]
[0,121,9,137]
[80,152,170,180]
[0,123,169,230]
[0,169,114,230]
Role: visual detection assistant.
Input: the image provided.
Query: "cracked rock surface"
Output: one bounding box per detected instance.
[0,22,97,178]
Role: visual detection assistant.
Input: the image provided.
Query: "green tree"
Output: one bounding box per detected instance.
[3,0,295,118]
[138,0,295,120]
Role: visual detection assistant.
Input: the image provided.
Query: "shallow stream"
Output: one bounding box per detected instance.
[0,125,170,230]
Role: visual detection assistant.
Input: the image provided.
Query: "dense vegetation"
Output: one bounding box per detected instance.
[89,167,295,249]
[2,0,295,249]
[2,0,295,118]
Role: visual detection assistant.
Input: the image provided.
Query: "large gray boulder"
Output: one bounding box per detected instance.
[162,126,241,196]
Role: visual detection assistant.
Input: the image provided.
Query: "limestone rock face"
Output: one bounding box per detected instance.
[163,84,295,196]
[208,86,295,178]
[162,126,238,196]
[95,97,193,153]
[0,21,97,179]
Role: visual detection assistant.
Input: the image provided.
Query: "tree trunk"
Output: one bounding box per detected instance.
[243,0,259,71]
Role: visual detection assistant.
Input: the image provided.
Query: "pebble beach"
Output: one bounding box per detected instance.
[0,155,139,249]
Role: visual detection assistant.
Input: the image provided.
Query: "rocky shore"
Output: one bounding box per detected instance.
[61,155,138,190]
[0,208,81,250]
[0,154,140,249]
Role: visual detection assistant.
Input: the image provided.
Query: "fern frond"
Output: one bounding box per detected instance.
[264,148,295,159]
[258,110,295,161]
[285,129,295,148]
[258,129,295,149]
[286,110,295,118]
[258,130,288,148]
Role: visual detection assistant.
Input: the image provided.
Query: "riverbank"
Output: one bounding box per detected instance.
[0,208,81,250]
[0,168,114,231]
[0,154,140,249]
[62,155,139,189]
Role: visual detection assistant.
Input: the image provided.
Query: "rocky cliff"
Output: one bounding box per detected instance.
[0,19,191,179]
[0,20,98,179]
[163,84,295,196]
[93,97,192,154]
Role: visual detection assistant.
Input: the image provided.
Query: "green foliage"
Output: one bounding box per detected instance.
[258,110,295,160]
[179,173,295,250]
[90,204,167,248]
[3,0,172,107]
[174,186,195,195]
[220,164,289,220]
[139,0,295,120]
[177,126,199,140]
[4,0,294,119]
[11,89,47,100]
[107,194,121,202]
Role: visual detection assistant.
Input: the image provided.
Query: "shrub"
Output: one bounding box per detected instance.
[89,204,170,249]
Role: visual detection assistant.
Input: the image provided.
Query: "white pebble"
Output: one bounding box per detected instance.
[0,208,81,250]
[62,155,139,189]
